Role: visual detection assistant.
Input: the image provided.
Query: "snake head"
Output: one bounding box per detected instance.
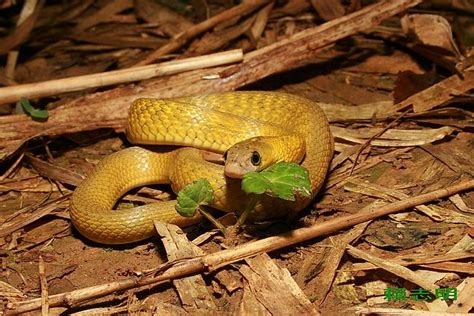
[224,137,276,178]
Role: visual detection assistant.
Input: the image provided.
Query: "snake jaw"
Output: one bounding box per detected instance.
[224,162,248,178]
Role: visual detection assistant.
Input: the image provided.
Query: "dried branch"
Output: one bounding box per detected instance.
[9,179,473,314]
[0,49,243,105]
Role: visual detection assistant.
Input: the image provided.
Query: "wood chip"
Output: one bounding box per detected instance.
[239,253,319,315]
[153,221,216,313]
[446,277,474,313]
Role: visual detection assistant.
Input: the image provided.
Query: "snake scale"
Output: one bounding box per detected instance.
[70,91,334,244]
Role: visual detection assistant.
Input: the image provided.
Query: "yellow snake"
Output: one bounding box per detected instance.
[70,91,334,244]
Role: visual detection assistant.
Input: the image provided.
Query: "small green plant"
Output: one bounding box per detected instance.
[241,162,311,201]
[18,97,48,120]
[238,162,311,226]
[175,162,311,229]
[175,178,225,232]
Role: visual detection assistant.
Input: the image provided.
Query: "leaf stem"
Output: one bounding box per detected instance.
[236,194,260,228]
[198,206,226,234]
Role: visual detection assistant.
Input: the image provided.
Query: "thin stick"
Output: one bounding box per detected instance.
[10,179,473,314]
[134,0,272,66]
[0,49,243,105]
[38,256,49,316]
[349,109,410,175]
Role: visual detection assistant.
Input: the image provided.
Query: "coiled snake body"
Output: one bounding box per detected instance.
[70,92,334,244]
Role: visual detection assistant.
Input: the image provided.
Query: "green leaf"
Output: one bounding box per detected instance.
[19,97,49,120]
[241,162,311,201]
[175,178,214,217]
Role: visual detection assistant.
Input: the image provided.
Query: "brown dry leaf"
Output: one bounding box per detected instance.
[73,0,133,32]
[391,65,474,113]
[310,0,345,21]
[401,14,462,58]
[187,15,256,56]
[135,0,194,37]
[320,101,395,122]
[393,69,440,103]
[273,0,311,17]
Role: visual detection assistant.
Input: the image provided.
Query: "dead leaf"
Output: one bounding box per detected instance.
[393,69,440,103]
[401,14,462,58]
[310,0,345,21]
[134,0,194,37]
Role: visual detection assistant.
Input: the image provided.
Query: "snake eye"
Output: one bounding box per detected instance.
[250,151,261,166]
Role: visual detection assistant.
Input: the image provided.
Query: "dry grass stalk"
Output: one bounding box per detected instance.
[0,49,243,105]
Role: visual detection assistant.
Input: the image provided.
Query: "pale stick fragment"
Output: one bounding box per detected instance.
[248,2,274,43]
[331,126,456,147]
[39,256,49,316]
[153,221,216,313]
[349,251,473,272]
[447,235,474,254]
[240,253,319,315]
[346,246,438,292]
[0,49,243,105]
